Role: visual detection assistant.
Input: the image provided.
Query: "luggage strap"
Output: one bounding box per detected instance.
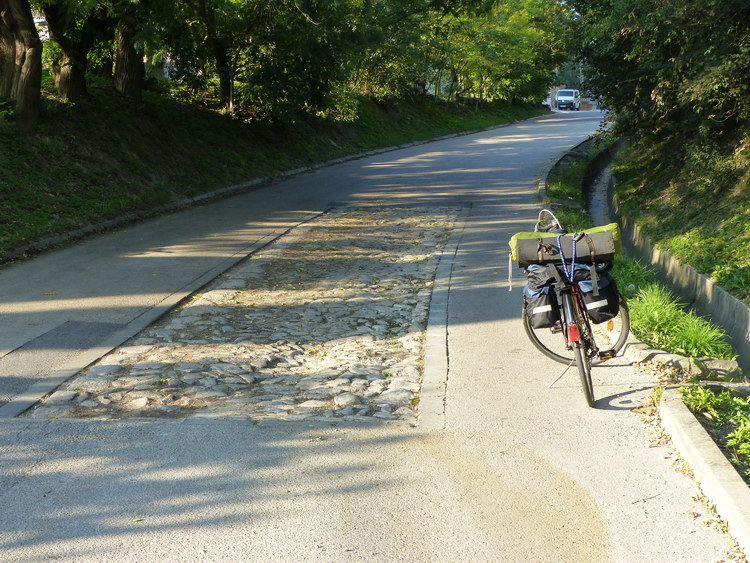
[557,234,577,282]
[547,234,600,297]
[581,234,600,296]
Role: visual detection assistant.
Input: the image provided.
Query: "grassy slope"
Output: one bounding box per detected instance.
[0,86,542,258]
[614,139,750,303]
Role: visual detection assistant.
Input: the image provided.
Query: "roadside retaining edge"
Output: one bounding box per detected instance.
[419,208,470,430]
[660,387,750,553]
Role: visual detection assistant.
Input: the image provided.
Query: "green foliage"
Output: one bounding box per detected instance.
[572,0,750,142]
[627,283,735,360]
[547,160,587,206]
[628,284,685,347]
[669,312,735,360]
[41,40,63,76]
[682,386,750,424]
[681,385,750,478]
[548,207,590,233]
[0,98,13,120]
[613,140,750,303]
[727,421,750,463]
[233,0,358,115]
[610,254,657,300]
[25,0,571,120]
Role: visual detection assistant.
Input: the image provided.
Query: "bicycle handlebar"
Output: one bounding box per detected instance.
[534,209,564,233]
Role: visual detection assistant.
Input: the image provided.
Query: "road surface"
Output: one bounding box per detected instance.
[0,111,733,560]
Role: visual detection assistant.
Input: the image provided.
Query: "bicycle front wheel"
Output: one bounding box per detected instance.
[522,294,630,365]
[565,292,595,407]
[574,339,595,407]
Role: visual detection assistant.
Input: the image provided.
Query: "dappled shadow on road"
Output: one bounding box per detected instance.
[0,418,614,561]
[0,418,417,560]
[17,207,463,424]
[0,110,595,339]
[0,111,635,560]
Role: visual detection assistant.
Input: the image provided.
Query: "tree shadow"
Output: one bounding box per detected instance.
[0,416,417,560]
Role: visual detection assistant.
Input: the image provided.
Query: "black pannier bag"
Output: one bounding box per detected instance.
[523,264,559,329]
[576,265,620,324]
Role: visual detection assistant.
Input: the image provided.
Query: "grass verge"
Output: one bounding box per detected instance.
[681,385,750,484]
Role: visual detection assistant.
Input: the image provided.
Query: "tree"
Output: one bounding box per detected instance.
[235,0,363,113]
[43,0,115,103]
[0,0,42,133]
[571,0,750,146]
[176,0,253,111]
[113,2,144,103]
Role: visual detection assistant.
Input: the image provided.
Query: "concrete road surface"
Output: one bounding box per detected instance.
[0,112,734,560]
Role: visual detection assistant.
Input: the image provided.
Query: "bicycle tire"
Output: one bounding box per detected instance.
[569,295,595,407]
[522,294,630,365]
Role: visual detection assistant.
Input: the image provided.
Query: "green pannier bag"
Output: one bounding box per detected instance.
[509,223,622,268]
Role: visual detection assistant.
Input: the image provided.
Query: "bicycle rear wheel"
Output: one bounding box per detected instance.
[523,294,630,365]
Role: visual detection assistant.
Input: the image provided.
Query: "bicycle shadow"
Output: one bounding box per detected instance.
[593,385,657,411]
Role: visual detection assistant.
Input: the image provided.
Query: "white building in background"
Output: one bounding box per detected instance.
[33,17,49,41]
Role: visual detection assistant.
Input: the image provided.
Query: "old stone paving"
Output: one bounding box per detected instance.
[25,206,460,425]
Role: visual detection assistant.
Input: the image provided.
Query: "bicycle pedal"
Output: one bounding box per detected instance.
[598,349,616,360]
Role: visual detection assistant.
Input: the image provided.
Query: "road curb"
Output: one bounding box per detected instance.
[660,387,750,553]
[419,209,470,430]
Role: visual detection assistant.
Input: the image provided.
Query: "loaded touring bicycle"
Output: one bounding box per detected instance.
[509,210,630,407]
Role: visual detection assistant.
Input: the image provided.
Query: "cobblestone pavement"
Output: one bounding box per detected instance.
[26,206,460,425]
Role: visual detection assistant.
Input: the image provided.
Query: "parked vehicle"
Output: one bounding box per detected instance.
[555,89,581,111]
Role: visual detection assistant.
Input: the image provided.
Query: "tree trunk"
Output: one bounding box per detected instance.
[114,19,143,103]
[0,2,15,98]
[0,0,41,134]
[55,49,88,103]
[213,41,233,111]
[192,0,233,111]
[448,71,458,103]
[43,2,104,103]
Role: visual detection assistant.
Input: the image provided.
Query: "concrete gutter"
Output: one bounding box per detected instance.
[612,191,750,374]
[578,138,750,374]
[661,387,750,554]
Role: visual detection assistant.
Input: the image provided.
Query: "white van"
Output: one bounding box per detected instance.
[556,89,581,111]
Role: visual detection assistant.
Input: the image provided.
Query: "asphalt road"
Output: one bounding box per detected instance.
[0,111,732,560]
